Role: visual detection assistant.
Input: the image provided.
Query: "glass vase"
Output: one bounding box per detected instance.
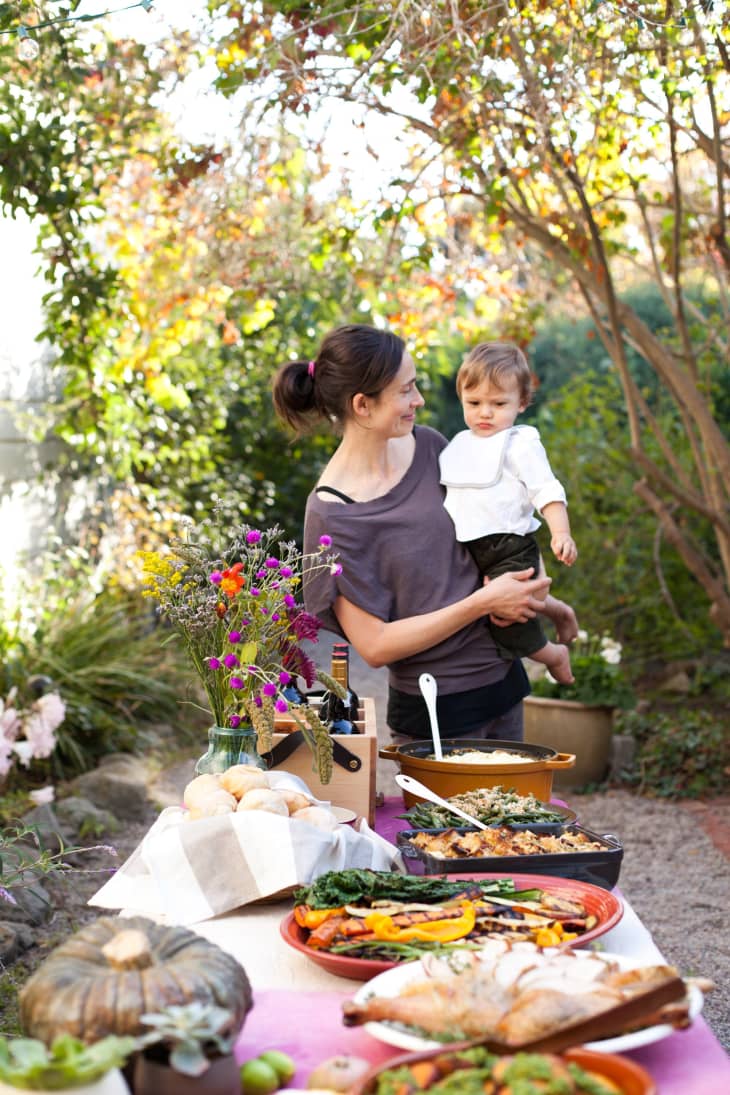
[195,724,267,775]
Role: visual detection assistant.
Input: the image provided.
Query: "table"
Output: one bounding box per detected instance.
[132,798,730,1092]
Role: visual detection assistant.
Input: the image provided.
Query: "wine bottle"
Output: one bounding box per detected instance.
[282,678,308,706]
[319,645,358,734]
[333,642,360,724]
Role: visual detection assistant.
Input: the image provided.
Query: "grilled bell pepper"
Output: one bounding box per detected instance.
[364,901,476,943]
[293,904,345,929]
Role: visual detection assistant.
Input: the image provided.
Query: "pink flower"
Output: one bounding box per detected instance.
[330,562,343,576]
[210,571,223,584]
[223,654,239,668]
[246,530,262,544]
[29,785,55,806]
[278,671,292,685]
[229,677,245,690]
[228,631,242,643]
[265,557,279,568]
[207,657,222,670]
[319,535,332,547]
[262,682,277,697]
[229,715,241,728]
[274,699,288,713]
[279,566,293,578]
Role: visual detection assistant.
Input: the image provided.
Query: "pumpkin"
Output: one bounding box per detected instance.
[19,915,253,1044]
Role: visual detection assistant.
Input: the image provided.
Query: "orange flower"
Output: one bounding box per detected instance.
[220,563,245,598]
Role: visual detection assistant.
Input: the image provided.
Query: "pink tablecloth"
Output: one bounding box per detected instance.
[235,796,729,1093]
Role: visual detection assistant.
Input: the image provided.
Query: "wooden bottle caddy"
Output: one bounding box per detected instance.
[270,697,378,825]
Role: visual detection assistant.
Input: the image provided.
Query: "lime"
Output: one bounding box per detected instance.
[240,1057,280,1095]
[258,1050,296,1084]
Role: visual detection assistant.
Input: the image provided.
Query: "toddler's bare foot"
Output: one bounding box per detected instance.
[530,641,574,684]
[545,643,574,684]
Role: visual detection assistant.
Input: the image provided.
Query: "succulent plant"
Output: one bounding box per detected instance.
[0,1032,137,1090]
[138,1002,237,1077]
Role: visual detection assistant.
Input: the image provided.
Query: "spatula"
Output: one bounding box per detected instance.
[395,773,488,830]
[418,672,443,761]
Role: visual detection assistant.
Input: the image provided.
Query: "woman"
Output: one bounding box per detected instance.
[272,325,577,741]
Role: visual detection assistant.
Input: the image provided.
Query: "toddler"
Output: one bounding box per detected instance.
[439,341,576,683]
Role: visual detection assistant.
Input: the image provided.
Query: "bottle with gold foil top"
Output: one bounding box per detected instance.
[320,644,358,734]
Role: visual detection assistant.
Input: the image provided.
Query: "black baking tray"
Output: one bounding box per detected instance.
[396,824,623,890]
[396,802,578,835]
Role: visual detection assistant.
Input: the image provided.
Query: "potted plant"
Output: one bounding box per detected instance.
[139,507,344,782]
[0,1033,136,1094]
[133,1002,240,1095]
[524,631,636,789]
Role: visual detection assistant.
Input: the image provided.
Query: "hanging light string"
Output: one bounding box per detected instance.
[1,1,154,45]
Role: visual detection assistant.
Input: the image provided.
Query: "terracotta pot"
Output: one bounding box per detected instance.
[133,1052,240,1095]
[523,696,615,789]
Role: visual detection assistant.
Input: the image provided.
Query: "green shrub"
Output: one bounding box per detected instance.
[3,591,199,779]
[616,707,729,798]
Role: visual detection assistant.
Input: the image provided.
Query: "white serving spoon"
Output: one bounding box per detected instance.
[395,773,488,830]
[418,672,443,761]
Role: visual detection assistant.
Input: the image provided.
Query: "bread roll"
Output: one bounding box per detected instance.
[186,789,237,818]
[292,805,340,832]
[236,788,289,816]
[219,765,269,799]
[183,773,221,809]
[277,788,312,815]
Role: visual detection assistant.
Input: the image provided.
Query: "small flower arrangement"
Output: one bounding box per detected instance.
[530,631,635,709]
[0,686,66,781]
[139,512,342,782]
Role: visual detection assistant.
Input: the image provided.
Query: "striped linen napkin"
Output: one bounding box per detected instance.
[89,805,403,924]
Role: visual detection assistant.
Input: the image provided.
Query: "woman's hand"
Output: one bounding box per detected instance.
[480,568,551,624]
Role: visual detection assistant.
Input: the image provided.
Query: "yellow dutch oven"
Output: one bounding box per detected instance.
[379,738,576,806]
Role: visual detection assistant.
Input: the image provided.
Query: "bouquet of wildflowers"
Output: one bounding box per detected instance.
[530,630,635,709]
[0,687,66,782]
[139,515,343,782]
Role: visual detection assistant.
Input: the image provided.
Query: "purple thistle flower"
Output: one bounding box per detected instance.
[207,657,222,670]
[228,630,242,643]
[284,594,296,608]
[319,534,332,547]
[223,653,240,668]
[279,566,293,578]
[210,571,223,584]
[229,676,245,690]
[229,715,241,728]
[246,530,262,544]
[274,698,288,713]
[279,670,292,685]
[263,682,277,697]
[288,609,323,642]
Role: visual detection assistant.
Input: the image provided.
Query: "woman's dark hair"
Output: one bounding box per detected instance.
[272,324,406,434]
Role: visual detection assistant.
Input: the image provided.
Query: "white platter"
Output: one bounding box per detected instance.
[350,948,704,1055]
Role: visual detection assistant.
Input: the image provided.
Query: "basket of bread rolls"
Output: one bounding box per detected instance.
[183,765,342,832]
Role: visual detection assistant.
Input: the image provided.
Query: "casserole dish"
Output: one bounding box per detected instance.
[379,738,576,805]
[396,823,623,890]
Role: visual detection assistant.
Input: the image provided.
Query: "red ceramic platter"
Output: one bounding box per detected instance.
[279,872,624,981]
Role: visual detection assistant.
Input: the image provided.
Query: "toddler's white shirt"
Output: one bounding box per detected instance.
[439,425,567,542]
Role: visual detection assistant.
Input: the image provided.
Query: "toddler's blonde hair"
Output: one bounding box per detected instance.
[456,342,534,406]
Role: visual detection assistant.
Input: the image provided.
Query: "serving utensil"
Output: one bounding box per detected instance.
[417,672,443,761]
[394,773,488,830]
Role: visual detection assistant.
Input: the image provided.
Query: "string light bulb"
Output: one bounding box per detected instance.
[17,27,40,61]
